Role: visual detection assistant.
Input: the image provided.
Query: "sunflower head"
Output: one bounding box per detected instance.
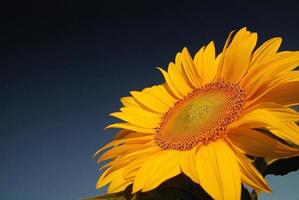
[155,81,245,151]
[95,27,299,200]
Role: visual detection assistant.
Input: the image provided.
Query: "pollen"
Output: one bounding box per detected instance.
[154,81,245,151]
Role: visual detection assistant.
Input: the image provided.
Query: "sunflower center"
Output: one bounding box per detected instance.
[154,81,245,151]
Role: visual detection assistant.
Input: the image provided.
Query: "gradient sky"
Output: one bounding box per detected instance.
[1,1,299,199]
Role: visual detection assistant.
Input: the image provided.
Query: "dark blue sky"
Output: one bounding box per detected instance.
[1,1,299,199]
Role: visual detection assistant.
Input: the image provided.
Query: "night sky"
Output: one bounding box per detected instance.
[1,1,299,199]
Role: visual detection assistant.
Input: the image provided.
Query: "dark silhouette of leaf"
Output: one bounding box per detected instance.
[84,174,253,200]
[135,174,212,200]
[241,184,251,200]
[83,191,136,200]
[263,156,299,176]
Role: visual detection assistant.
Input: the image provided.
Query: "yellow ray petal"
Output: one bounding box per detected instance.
[196,140,241,200]
[96,168,111,189]
[110,112,160,129]
[227,127,299,159]
[247,81,299,107]
[242,51,299,98]
[96,135,153,161]
[132,150,181,193]
[230,105,299,129]
[214,30,235,81]
[120,96,140,107]
[157,67,182,98]
[105,123,154,133]
[168,62,192,96]
[130,90,170,113]
[120,135,154,144]
[143,85,176,107]
[221,27,258,83]
[110,106,162,129]
[194,46,205,84]
[230,105,299,145]
[229,109,280,129]
[123,157,148,180]
[113,129,151,140]
[250,37,282,66]
[108,174,132,193]
[246,71,299,107]
[195,41,219,85]
[271,122,299,146]
[118,145,160,166]
[99,143,159,177]
[181,47,201,87]
[99,143,148,162]
[180,147,199,184]
[97,168,132,193]
[119,106,162,119]
[113,131,152,140]
[228,141,271,193]
[94,139,125,157]
[101,145,160,170]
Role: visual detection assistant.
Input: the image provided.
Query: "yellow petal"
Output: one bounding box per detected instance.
[181,47,201,87]
[221,27,258,83]
[195,41,219,85]
[271,122,299,146]
[168,62,192,96]
[97,135,153,163]
[230,104,299,145]
[123,157,148,180]
[119,106,162,120]
[157,67,182,98]
[110,106,161,129]
[107,168,132,193]
[250,37,282,66]
[99,143,147,162]
[196,140,241,200]
[242,51,299,98]
[180,147,199,184]
[247,81,299,107]
[227,127,299,159]
[143,85,176,108]
[214,30,234,81]
[94,139,125,158]
[246,71,299,107]
[230,105,299,129]
[229,109,279,129]
[97,168,132,193]
[130,90,170,113]
[110,112,159,129]
[118,145,160,165]
[108,177,132,193]
[120,96,139,107]
[106,123,154,133]
[113,131,152,140]
[101,145,160,170]
[194,46,205,84]
[99,142,159,177]
[113,129,151,140]
[132,150,181,193]
[228,141,271,193]
[120,135,153,144]
[96,168,111,189]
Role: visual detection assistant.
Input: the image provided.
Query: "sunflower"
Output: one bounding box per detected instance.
[95,27,299,200]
